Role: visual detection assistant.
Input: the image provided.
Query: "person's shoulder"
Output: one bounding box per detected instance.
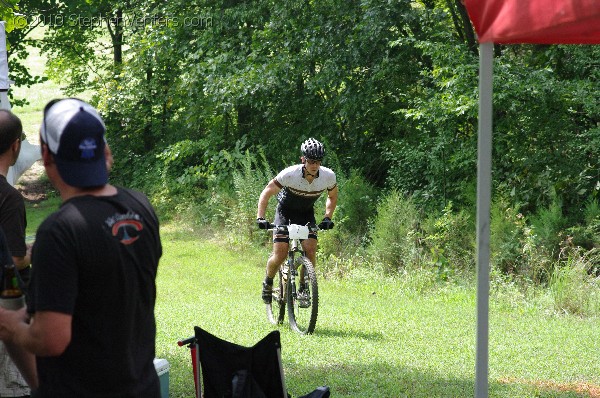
[0,175,20,194]
[0,176,25,204]
[117,186,148,200]
[37,206,69,233]
[116,186,155,208]
[116,186,159,217]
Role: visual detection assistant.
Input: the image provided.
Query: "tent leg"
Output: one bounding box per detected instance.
[475,41,494,398]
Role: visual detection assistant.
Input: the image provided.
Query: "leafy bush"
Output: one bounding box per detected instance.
[421,202,474,280]
[567,199,600,250]
[368,191,422,273]
[490,200,527,275]
[527,196,570,283]
[530,198,569,256]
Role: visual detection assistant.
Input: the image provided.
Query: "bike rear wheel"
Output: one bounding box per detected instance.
[288,256,318,334]
[266,268,286,324]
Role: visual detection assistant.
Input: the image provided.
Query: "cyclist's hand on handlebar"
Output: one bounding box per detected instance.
[318,217,334,230]
[256,217,270,230]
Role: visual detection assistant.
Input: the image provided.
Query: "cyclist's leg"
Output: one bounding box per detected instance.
[266,242,288,279]
[263,206,290,303]
[301,237,317,268]
[267,206,292,278]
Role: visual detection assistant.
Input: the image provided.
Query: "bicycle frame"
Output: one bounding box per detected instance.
[267,223,320,334]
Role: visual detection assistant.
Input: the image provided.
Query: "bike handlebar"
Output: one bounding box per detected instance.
[267,223,320,232]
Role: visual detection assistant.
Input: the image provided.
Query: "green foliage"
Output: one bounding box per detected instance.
[490,200,527,275]
[529,195,570,265]
[514,194,576,284]
[493,45,600,213]
[368,191,422,273]
[567,199,600,250]
[1,2,24,32]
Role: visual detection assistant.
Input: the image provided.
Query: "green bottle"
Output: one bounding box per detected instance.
[0,263,25,310]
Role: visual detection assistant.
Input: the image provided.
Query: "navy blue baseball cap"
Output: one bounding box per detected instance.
[41,98,108,188]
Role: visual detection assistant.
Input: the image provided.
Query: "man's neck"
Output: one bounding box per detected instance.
[60,184,118,202]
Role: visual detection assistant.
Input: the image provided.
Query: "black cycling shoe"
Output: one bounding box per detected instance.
[262,281,273,304]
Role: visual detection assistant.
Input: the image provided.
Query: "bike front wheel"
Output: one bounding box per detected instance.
[266,268,286,325]
[288,256,318,334]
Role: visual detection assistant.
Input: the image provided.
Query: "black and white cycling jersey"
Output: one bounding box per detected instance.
[273,164,337,212]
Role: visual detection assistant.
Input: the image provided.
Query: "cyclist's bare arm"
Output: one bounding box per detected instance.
[324,185,338,219]
[257,179,281,218]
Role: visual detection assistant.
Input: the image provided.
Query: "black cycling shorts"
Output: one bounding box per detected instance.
[273,205,317,243]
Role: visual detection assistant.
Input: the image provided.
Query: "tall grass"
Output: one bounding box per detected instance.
[550,248,600,316]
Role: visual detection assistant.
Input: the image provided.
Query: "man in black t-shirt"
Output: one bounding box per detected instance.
[0,98,162,398]
[0,110,31,283]
[0,109,32,397]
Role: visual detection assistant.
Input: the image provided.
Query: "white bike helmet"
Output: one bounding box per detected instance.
[300,138,325,160]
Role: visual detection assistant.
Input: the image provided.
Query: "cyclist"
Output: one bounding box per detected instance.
[256,138,338,305]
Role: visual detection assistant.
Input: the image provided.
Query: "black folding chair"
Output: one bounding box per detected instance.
[178,326,287,398]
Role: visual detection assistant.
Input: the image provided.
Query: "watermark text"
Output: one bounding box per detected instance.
[15,13,213,29]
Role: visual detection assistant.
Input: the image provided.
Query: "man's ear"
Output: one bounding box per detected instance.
[41,144,53,166]
[11,138,20,151]
[104,144,113,172]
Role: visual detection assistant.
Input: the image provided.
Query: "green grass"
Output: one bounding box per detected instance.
[154,223,600,398]
[25,200,600,398]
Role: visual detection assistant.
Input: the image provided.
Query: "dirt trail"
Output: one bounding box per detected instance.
[15,161,51,204]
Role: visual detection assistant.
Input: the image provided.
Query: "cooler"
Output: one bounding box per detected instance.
[153,358,170,398]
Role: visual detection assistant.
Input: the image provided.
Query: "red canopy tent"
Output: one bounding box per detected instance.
[466,0,600,44]
[461,1,600,396]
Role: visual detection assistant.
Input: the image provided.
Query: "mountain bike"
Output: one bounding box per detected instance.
[265,223,319,334]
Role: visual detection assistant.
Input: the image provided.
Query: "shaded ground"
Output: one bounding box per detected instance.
[15,161,51,204]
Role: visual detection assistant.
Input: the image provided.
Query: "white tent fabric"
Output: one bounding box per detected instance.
[0,21,9,91]
[0,21,42,186]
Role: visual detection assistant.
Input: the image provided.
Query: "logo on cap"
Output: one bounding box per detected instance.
[79,138,98,160]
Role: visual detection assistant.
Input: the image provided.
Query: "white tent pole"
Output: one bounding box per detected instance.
[475,41,493,398]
